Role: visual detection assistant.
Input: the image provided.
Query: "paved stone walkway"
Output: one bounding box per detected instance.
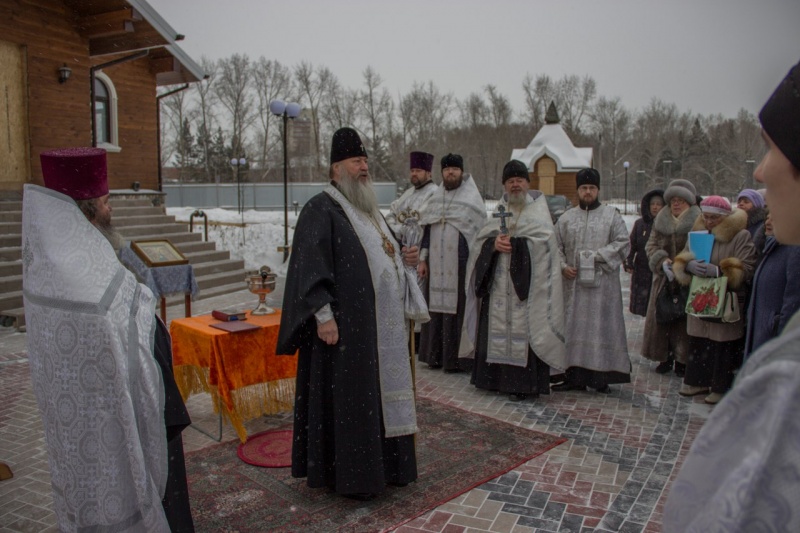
[0,274,715,532]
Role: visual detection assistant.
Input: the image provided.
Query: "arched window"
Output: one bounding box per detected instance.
[93,72,120,152]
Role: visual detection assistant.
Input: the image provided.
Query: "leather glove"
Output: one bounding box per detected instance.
[662,261,675,282]
[686,259,719,278]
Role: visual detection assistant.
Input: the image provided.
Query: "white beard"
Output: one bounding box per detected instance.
[338,171,379,215]
[508,191,527,213]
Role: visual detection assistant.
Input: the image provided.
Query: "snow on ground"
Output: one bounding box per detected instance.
[168,203,643,274]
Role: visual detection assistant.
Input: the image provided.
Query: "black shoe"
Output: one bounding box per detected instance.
[655,360,674,374]
[444,368,461,374]
[674,362,686,377]
[344,492,377,501]
[427,364,442,370]
[387,481,408,487]
[551,381,586,392]
[550,373,567,384]
[595,385,611,394]
[508,393,527,402]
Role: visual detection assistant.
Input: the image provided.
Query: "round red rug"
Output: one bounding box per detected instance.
[237,429,293,468]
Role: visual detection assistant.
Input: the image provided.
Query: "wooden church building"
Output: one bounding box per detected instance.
[510,102,593,202]
[0,0,206,198]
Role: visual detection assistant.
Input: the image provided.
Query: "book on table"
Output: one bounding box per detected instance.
[212,309,247,322]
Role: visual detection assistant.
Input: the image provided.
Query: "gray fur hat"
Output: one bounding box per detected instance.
[663,179,697,206]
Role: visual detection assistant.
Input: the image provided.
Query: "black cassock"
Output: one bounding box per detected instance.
[277,191,417,496]
[152,317,195,532]
[470,238,550,396]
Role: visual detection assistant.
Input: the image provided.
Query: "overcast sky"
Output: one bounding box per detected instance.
[149,0,799,120]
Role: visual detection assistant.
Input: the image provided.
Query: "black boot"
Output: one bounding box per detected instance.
[655,360,674,374]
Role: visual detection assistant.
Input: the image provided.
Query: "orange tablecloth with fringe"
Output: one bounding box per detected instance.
[169,311,297,443]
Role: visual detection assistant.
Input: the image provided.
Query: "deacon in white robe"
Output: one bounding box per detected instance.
[554,168,631,392]
[461,161,566,401]
[417,153,486,373]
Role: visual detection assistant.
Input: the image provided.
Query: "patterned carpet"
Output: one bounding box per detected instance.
[185,397,566,532]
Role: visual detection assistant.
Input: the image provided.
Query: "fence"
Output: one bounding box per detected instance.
[162,182,399,211]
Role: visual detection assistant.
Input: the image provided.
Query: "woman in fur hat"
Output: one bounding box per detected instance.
[641,180,701,376]
[672,196,757,404]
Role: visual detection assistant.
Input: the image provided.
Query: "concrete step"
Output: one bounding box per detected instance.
[0,235,21,248]
[184,249,231,264]
[0,247,20,261]
[195,269,247,292]
[0,290,22,312]
[0,261,21,278]
[114,214,176,227]
[126,231,201,245]
[110,199,157,208]
[112,205,166,217]
[0,222,21,234]
[164,280,249,307]
[173,240,218,254]
[118,223,189,238]
[0,274,21,294]
[0,211,21,223]
[191,258,245,277]
[0,201,22,211]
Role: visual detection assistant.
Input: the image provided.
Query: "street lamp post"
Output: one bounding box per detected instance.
[745,159,756,190]
[636,170,646,210]
[270,99,302,262]
[230,157,247,243]
[623,161,630,214]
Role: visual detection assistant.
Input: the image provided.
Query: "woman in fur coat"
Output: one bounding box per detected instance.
[673,196,757,404]
[625,189,664,316]
[641,180,701,376]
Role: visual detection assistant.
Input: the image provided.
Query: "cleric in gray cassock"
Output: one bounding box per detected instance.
[554,168,631,392]
[417,153,487,372]
[461,161,567,401]
[277,128,429,500]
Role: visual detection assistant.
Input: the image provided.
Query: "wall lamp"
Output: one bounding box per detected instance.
[58,63,72,84]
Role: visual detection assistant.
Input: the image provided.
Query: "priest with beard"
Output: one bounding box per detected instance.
[277,128,429,500]
[461,160,566,401]
[417,154,487,373]
[553,168,631,393]
[23,148,194,532]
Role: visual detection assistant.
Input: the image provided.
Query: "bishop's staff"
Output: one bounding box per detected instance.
[399,209,422,410]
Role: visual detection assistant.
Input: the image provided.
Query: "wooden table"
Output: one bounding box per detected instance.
[169,311,297,443]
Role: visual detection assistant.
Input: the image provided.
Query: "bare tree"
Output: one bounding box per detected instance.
[193,56,218,181]
[161,89,198,179]
[357,66,395,181]
[251,57,292,181]
[216,54,255,173]
[294,62,334,173]
[591,96,632,199]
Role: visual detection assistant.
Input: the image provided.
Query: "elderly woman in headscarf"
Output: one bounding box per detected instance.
[625,189,664,317]
[673,195,757,404]
[641,180,701,376]
[736,188,768,255]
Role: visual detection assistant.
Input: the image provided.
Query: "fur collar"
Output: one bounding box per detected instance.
[653,204,701,236]
[690,208,748,243]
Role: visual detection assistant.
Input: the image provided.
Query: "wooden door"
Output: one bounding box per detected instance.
[0,40,29,193]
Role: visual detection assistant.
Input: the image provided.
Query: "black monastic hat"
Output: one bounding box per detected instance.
[330,127,368,164]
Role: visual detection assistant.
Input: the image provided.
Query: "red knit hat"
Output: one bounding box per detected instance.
[40,147,109,200]
[700,195,732,216]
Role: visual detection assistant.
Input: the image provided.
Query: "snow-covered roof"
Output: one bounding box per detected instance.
[511,124,593,172]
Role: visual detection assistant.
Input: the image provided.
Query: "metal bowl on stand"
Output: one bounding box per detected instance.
[245,265,277,315]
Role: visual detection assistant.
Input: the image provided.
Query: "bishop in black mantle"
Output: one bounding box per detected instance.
[277,128,429,500]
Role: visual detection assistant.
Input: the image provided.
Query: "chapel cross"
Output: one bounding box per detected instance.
[493,205,513,235]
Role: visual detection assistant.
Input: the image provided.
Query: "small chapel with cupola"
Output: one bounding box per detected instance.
[510,102,593,202]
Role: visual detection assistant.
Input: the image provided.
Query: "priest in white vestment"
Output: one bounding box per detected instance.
[554,168,631,392]
[461,160,566,401]
[417,153,486,373]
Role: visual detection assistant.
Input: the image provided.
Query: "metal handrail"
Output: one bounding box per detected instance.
[189,209,208,241]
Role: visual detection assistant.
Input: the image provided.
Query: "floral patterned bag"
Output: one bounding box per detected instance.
[685,276,728,320]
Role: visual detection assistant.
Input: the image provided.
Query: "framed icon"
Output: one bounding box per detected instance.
[130,239,188,267]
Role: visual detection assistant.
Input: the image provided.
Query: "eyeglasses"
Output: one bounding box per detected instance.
[702,214,723,222]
